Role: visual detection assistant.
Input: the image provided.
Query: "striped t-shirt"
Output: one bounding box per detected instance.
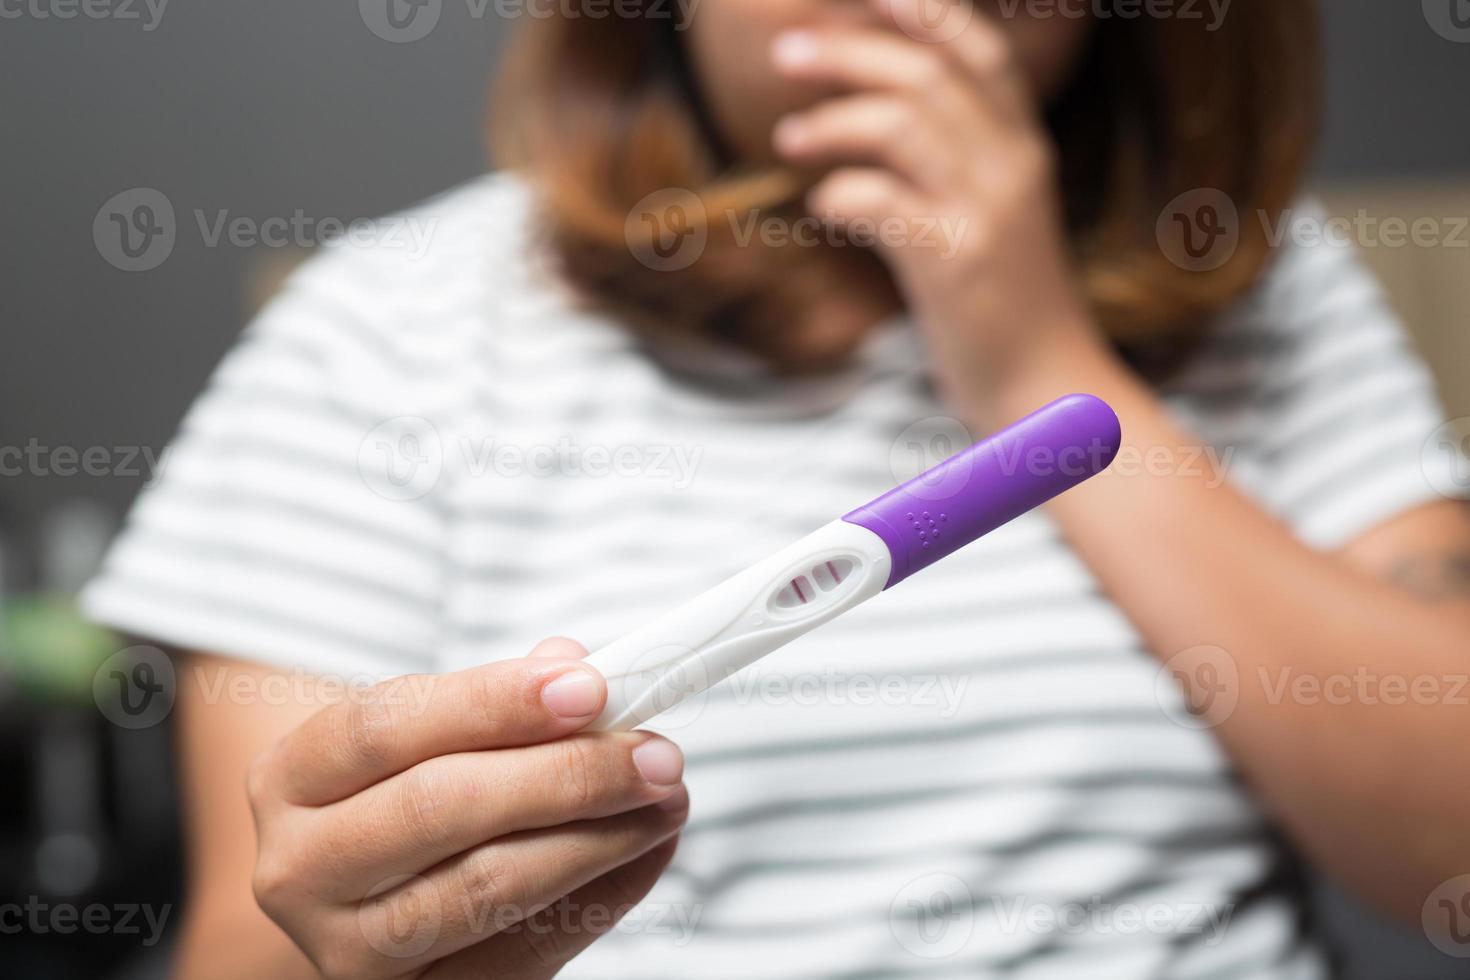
[83,174,1462,979]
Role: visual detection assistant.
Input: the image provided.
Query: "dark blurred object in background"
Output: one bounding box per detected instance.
[1,502,181,978]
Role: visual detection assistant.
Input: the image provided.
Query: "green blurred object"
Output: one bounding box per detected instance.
[0,595,119,703]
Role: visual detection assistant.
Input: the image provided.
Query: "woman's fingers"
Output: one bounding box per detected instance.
[420,838,681,980]
[527,635,591,660]
[774,93,963,194]
[872,0,1034,117]
[772,26,965,99]
[312,732,686,899]
[806,167,935,246]
[354,799,689,976]
[770,13,1033,143]
[260,651,605,807]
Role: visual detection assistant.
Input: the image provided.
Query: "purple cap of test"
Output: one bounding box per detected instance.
[843,393,1121,589]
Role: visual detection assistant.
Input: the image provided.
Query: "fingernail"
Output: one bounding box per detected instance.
[633,738,685,786]
[541,667,603,720]
[772,31,818,68]
[656,783,690,814]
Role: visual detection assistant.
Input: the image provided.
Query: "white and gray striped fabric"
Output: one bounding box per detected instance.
[83,174,1462,979]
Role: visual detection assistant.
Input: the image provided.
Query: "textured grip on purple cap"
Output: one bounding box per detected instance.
[844,394,1121,589]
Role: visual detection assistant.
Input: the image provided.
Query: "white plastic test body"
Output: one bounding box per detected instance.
[586,520,892,731]
[584,394,1122,731]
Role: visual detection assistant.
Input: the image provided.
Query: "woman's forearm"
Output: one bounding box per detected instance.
[979,330,1470,920]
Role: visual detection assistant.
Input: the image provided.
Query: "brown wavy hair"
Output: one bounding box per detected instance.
[491,1,1319,371]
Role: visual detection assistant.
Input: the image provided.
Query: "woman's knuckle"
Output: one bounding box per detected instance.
[553,834,600,871]
[465,666,502,715]
[553,737,601,809]
[342,693,398,769]
[459,847,527,913]
[466,662,527,721]
[399,763,458,847]
[519,908,572,966]
[244,752,275,807]
[251,851,293,909]
[312,943,361,980]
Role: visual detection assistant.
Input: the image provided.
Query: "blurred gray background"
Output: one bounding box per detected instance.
[1,1,1468,977]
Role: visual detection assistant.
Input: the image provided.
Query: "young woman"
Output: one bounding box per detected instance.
[84,0,1470,977]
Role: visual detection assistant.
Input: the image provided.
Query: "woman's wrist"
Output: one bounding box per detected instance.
[967,315,1141,430]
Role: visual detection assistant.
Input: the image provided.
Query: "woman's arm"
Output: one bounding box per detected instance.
[989,334,1470,923]
[173,654,325,978]
[770,0,1470,922]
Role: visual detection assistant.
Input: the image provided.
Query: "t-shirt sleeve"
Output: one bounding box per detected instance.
[1244,200,1469,550]
[80,245,459,679]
